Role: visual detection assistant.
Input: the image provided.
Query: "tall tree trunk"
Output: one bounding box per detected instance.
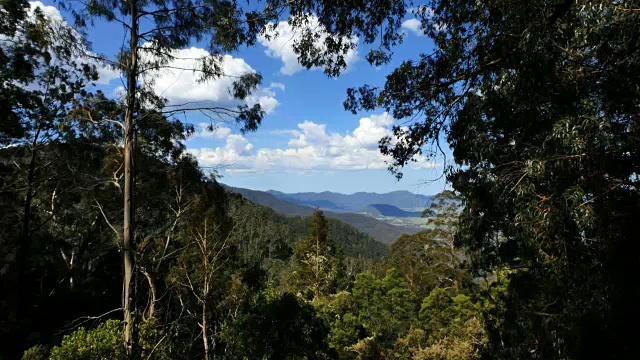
[202,301,209,360]
[449,231,459,295]
[123,0,139,353]
[13,126,41,354]
[201,221,210,360]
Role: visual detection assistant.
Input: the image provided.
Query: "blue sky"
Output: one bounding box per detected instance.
[36,1,450,195]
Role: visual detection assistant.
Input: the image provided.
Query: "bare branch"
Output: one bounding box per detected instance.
[94,198,119,239]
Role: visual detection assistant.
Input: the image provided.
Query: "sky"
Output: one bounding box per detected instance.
[34,1,450,195]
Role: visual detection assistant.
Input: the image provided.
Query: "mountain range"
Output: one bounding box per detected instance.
[224,185,423,244]
[268,189,433,212]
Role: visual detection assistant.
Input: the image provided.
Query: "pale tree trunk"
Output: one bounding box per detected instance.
[314,232,322,300]
[123,0,139,352]
[201,220,210,360]
[448,226,459,295]
[202,301,209,360]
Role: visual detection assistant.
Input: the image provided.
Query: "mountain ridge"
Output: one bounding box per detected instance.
[266,189,433,212]
[225,185,421,244]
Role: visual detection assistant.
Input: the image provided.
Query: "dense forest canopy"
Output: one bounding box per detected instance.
[1,0,639,359]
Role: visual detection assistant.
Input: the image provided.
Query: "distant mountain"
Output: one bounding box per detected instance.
[226,185,420,244]
[268,190,433,211]
[226,186,313,216]
[361,204,423,218]
[280,197,345,211]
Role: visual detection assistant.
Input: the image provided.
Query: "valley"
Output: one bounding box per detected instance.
[227,185,433,243]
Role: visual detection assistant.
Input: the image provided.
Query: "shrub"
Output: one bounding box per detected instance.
[22,344,49,360]
[49,320,125,360]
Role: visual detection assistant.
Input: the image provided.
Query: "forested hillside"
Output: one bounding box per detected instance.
[227,185,420,243]
[226,192,389,259]
[2,0,639,359]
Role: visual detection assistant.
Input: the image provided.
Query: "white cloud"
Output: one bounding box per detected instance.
[141,46,279,114]
[269,82,286,91]
[95,67,120,85]
[257,14,359,75]
[403,6,446,35]
[192,123,232,139]
[401,18,424,36]
[188,134,254,170]
[246,85,280,114]
[226,134,253,154]
[188,112,438,173]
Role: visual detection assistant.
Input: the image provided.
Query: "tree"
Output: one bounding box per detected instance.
[345,0,640,357]
[415,288,486,360]
[289,210,343,300]
[387,191,472,299]
[222,290,335,359]
[0,0,43,143]
[0,3,102,355]
[56,0,408,349]
[56,0,273,349]
[168,215,235,360]
[325,268,417,357]
[48,320,126,360]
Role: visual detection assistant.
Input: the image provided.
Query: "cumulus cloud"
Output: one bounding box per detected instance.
[22,4,277,108]
[191,123,232,139]
[188,112,438,173]
[257,15,359,75]
[401,18,424,36]
[141,46,280,113]
[402,6,446,35]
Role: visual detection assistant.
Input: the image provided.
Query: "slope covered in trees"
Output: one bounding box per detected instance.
[227,192,389,259]
[227,185,421,244]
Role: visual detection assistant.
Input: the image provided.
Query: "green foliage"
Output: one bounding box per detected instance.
[412,288,486,360]
[288,211,345,300]
[222,290,335,359]
[22,345,49,360]
[49,320,125,360]
[387,230,462,299]
[344,0,640,357]
[287,215,389,259]
[413,317,485,360]
[315,291,361,358]
[317,269,418,357]
[420,289,482,339]
[386,191,473,299]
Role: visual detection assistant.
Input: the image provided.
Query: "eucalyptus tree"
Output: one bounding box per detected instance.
[289,210,342,301]
[0,3,103,355]
[345,0,640,357]
[54,0,409,351]
[0,0,37,143]
[57,0,264,348]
